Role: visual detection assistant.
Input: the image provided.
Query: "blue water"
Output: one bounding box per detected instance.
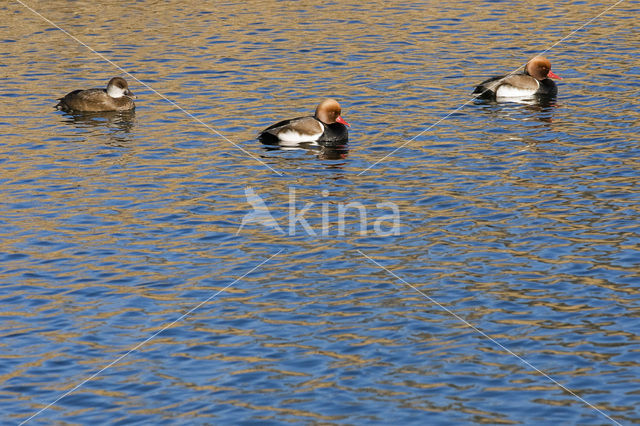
[1,0,639,424]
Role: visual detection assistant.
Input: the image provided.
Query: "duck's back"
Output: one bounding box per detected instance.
[259,116,324,144]
[473,75,506,98]
[474,73,557,99]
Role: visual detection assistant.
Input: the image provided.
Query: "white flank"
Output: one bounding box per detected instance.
[495,80,539,98]
[276,124,324,145]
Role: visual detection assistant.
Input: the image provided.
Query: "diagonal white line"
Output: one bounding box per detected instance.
[534,0,627,59]
[19,249,284,425]
[14,0,284,177]
[358,0,627,175]
[357,249,622,426]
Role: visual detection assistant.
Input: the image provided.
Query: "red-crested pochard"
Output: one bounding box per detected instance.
[57,77,136,112]
[473,56,561,99]
[258,98,350,144]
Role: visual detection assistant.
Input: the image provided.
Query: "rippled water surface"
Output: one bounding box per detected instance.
[2,0,640,424]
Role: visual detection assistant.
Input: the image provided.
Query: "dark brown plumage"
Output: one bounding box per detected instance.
[57,77,136,112]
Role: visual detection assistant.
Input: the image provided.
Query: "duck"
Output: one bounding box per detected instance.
[473,56,561,100]
[258,98,349,144]
[57,77,136,112]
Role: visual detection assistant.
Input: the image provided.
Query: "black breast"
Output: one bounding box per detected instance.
[536,78,558,97]
[317,122,348,143]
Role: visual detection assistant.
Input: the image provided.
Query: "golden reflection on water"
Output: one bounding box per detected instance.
[2,0,639,423]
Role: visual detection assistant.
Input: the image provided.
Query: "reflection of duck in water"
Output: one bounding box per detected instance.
[60,109,136,134]
[56,77,136,112]
[258,99,349,145]
[316,143,348,161]
[473,56,561,100]
[261,139,349,162]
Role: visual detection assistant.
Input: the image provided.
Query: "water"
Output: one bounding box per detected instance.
[1,0,639,424]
